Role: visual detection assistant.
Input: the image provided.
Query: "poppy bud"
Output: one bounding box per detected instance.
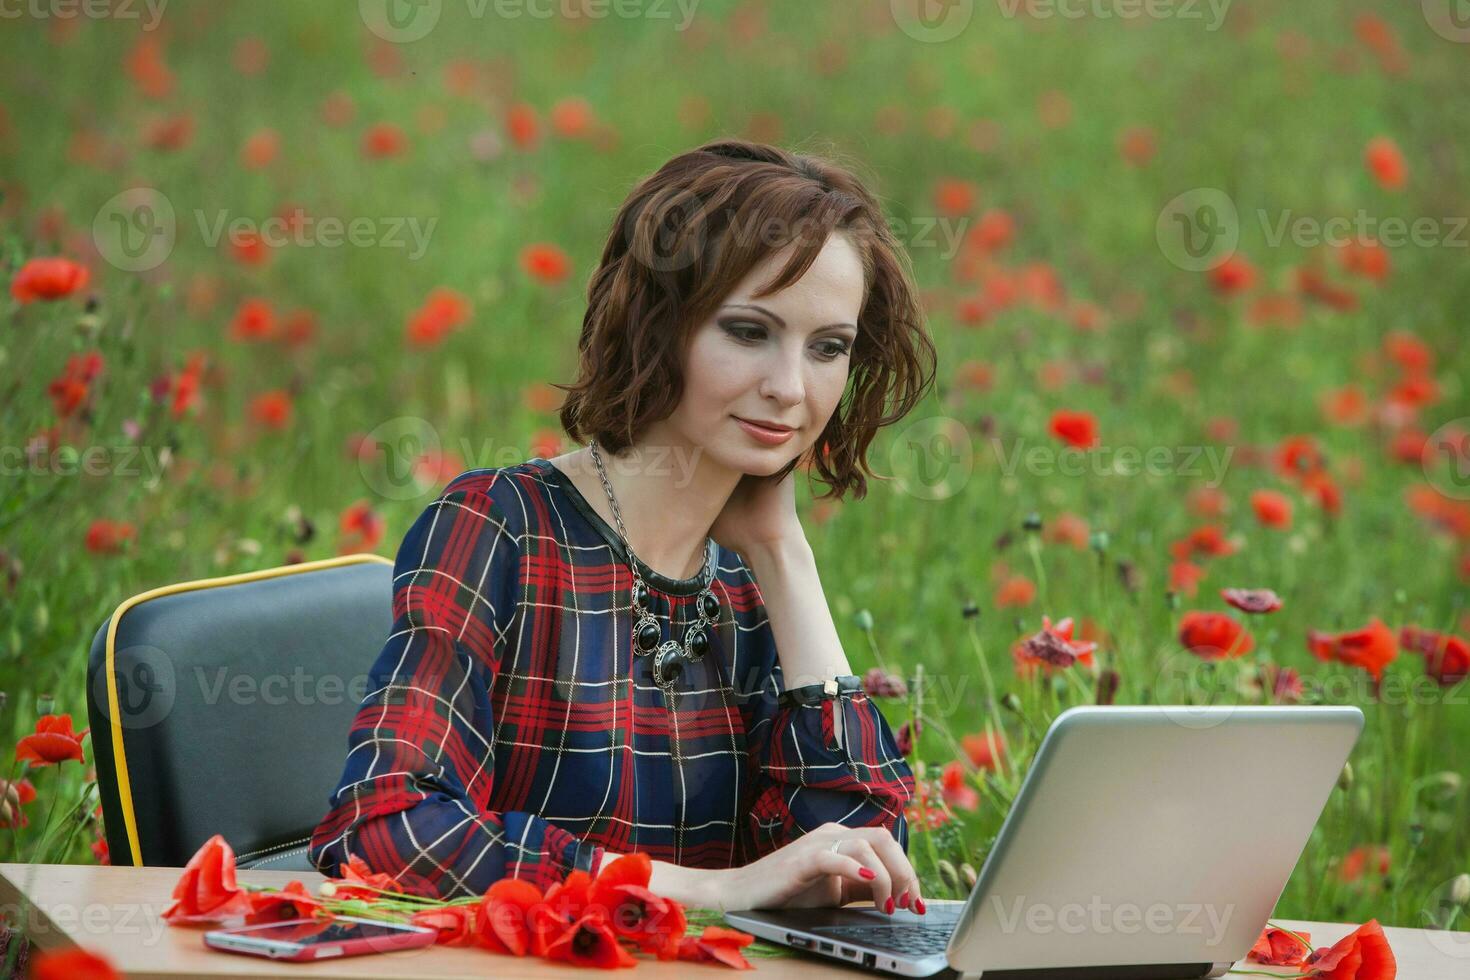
[1089,530,1109,553]
[1408,823,1424,847]
[1424,771,1461,801]
[854,609,874,632]
[1451,873,1470,907]
[937,860,960,893]
[1096,669,1120,705]
[36,693,55,716]
[960,863,978,888]
[1337,762,1353,791]
[1165,590,1180,611]
[34,603,48,633]
[1000,692,1022,714]
[1022,512,1042,533]
[961,601,980,620]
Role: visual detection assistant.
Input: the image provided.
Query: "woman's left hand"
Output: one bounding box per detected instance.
[708,468,804,559]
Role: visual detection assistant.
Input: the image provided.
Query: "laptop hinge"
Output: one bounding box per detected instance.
[956,963,1225,980]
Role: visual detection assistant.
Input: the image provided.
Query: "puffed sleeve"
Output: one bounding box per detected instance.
[736,623,915,861]
[309,478,605,897]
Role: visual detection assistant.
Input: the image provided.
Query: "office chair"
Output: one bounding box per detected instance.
[85,553,393,871]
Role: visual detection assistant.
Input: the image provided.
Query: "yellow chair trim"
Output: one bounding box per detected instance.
[104,552,393,866]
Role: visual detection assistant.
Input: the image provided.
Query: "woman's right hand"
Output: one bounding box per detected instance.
[707,824,925,915]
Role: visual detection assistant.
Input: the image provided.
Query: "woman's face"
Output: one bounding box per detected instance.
[664,231,865,479]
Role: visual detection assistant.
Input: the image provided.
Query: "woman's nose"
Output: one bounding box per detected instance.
[759,351,805,406]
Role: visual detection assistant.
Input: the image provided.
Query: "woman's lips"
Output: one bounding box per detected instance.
[734,416,796,445]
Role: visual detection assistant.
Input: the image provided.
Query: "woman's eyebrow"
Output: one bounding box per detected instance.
[722,303,858,334]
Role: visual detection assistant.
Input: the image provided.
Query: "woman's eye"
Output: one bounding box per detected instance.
[721,321,765,343]
[815,340,852,360]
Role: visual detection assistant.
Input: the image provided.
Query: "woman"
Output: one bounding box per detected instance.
[309,139,938,917]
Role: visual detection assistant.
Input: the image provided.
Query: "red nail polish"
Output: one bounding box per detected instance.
[915,898,926,915]
[859,867,876,880]
[884,896,895,914]
[898,891,910,909]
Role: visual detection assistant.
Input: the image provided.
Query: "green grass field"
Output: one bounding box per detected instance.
[1,0,1467,937]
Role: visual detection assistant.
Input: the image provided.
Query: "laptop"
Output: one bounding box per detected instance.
[723,704,1363,978]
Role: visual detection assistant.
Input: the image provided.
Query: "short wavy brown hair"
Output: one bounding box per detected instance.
[555,138,937,501]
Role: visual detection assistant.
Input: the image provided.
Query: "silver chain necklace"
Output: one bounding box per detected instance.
[588,438,721,691]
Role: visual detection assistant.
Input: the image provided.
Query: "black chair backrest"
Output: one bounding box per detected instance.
[86,554,392,870]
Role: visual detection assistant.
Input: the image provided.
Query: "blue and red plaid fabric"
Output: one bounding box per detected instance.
[309,457,915,898]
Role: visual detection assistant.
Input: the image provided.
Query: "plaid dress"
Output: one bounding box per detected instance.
[309,457,915,898]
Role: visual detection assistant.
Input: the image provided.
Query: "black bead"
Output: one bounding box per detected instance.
[636,620,661,653]
[632,581,649,612]
[699,591,720,620]
[685,628,709,660]
[657,650,684,686]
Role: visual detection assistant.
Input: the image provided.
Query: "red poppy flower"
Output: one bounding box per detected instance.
[1048,410,1099,449]
[31,948,120,980]
[506,102,540,149]
[362,122,409,159]
[11,257,90,303]
[1012,615,1097,676]
[229,298,276,342]
[1178,611,1255,660]
[405,286,472,347]
[1250,489,1294,529]
[338,500,384,554]
[1307,619,1398,681]
[245,880,324,925]
[475,876,544,955]
[84,519,136,556]
[248,390,293,430]
[1383,331,1433,374]
[544,905,637,969]
[1221,588,1283,614]
[994,575,1036,610]
[1169,560,1206,598]
[549,96,595,137]
[47,351,104,418]
[16,714,87,766]
[1248,926,1312,967]
[1210,254,1256,294]
[1338,845,1391,884]
[411,903,480,946]
[1275,434,1328,480]
[163,834,254,924]
[960,731,1007,771]
[527,868,593,955]
[676,924,756,969]
[933,177,978,217]
[1305,919,1396,979]
[326,853,405,900]
[521,242,571,285]
[940,760,979,812]
[1398,625,1470,687]
[241,128,280,170]
[1170,524,1236,561]
[584,853,687,956]
[1364,137,1407,191]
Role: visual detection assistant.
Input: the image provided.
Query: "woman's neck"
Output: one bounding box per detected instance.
[549,432,742,581]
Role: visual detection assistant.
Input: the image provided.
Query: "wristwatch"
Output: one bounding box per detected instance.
[777,673,862,708]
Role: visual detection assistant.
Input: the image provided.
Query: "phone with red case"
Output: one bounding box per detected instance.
[204,915,437,961]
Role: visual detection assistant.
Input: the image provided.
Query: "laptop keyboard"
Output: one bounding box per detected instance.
[813,923,955,956]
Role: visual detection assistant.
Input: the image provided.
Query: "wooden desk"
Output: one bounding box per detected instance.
[2,864,1467,978]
